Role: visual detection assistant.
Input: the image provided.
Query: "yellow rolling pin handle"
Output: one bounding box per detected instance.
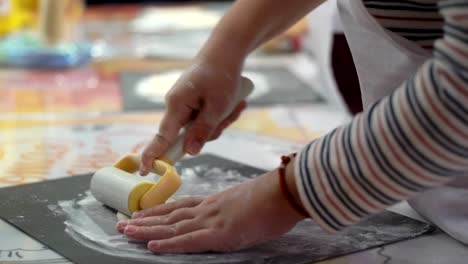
[139,159,182,210]
[128,181,154,213]
[112,154,155,214]
[113,153,141,173]
[111,153,182,213]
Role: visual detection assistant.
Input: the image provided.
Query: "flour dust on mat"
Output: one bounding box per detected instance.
[46,166,281,263]
[46,165,431,263]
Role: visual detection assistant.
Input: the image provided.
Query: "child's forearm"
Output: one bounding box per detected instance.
[196,0,325,70]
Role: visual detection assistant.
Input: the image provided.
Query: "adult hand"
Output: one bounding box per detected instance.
[116,169,306,253]
[140,60,247,176]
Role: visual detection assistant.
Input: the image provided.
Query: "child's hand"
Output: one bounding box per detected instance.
[116,170,306,253]
[139,60,246,176]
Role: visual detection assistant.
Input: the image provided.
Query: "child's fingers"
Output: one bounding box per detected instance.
[124,219,203,241]
[147,229,219,253]
[131,208,196,227]
[210,101,247,140]
[140,96,194,175]
[133,196,204,218]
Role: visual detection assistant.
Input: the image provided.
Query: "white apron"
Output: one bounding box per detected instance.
[337,0,468,245]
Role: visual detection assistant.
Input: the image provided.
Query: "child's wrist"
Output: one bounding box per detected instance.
[285,155,303,211]
[195,48,245,76]
[195,29,250,74]
[279,154,309,218]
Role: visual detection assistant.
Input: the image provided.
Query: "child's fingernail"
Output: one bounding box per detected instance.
[116,221,128,232]
[132,211,144,219]
[124,225,137,235]
[189,140,202,154]
[116,220,128,228]
[148,241,159,251]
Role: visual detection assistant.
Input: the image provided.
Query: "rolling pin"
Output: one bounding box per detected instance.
[91,77,254,216]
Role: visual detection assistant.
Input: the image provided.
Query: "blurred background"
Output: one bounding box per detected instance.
[0,0,328,108]
[0,0,363,111]
[0,0,353,180]
[0,0,355,178]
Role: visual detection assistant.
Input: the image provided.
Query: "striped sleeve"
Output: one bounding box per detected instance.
[294,0,468,233]
[363,0,444,50]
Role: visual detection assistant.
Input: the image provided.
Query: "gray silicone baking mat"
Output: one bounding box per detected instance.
[0,154,435,264]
